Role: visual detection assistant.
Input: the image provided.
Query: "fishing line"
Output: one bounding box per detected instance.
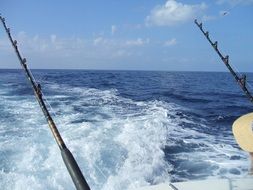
[33,80,112,188]
[22,64,61,126]
[0,14,91,190]
[195,19,253,103]
[30,76,111,187]
[216,4,253,93]
[231,62,253,92]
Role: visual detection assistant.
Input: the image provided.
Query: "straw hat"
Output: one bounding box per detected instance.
[232,112,253,152]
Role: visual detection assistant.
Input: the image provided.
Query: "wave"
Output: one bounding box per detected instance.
[0,82,250,190]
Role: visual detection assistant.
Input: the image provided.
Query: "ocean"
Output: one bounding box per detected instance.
[0,69,252,190]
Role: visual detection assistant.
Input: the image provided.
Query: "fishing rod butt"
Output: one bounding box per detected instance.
[61,147,91,190]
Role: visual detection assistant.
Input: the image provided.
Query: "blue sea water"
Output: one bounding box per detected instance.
[0,69,252,190]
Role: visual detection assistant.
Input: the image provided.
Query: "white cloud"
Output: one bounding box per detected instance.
[1,31,151,54]
[111,25,117,35]
[93,37,106,46]
[146,0,207,26]
[50,34,57,44]
[0,37,11,51]
[17,31,27,39]
[6,32,86,54]
[164,38,177,46]
[216,0,253,5]
[0,31,154,69]
[125,38,150,46]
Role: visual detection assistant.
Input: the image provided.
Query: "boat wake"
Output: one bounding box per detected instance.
[0,73,250,190]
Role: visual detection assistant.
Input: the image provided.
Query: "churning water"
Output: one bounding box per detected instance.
[0,69,252,189]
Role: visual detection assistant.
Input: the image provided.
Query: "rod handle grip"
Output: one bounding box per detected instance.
[61,148,91,190]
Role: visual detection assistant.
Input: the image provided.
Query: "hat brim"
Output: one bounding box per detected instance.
[232,112,253,152]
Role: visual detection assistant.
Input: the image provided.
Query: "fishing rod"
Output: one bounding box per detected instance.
[0,14,90,190]
[194,19,253,103]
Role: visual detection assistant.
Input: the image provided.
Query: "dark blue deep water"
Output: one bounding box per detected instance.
[0,69,252,189]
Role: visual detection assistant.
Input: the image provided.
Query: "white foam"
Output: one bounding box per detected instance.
[0,84,251,190]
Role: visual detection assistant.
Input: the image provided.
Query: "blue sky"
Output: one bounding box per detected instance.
[0,0,253,71]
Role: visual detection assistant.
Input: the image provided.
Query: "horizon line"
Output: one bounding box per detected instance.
[0,68,252,73]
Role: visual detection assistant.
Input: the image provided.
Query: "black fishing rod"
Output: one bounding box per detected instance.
[194,19,253,103]
[0,14,91,190]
